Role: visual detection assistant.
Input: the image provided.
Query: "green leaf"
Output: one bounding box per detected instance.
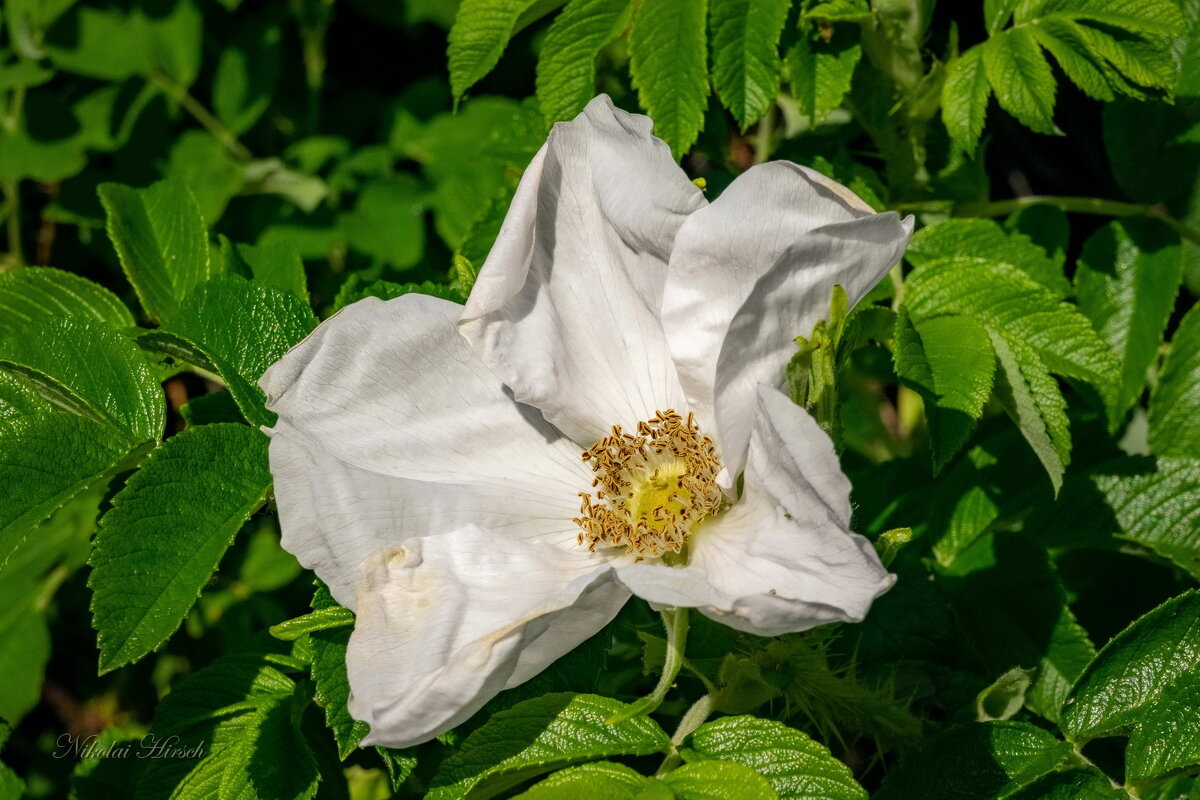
[88,424,271,672]
[907,218,1068,296]
[905,258,1118,489]
[166,276,317,427]
[164,131,244,228]
[270,607,355,641]
[1126,669,1200,781]
[514,762,656,799]
[1003,766,1127,800]
[661,760,778,800]
[308,585,368,758]
[1062,590,1200,742]
[1094,457,1200,578]
[709,0,789,129]
[332,276,463,313]
[683,716,867,800]
[339,175,427,268]
[98,177,214,324]
[0,570,50,727]
[976,667,1035,722]
[0,375,136,569]
[426,693,671,800]
[1148,303,1200,457]
[0,266,134,336]
[222,238,309,300]
[629,0,709,158]
[137,653,319,800]
[212,20,281,135]
[982,28,1059,136]
[873,721,1072,800]
[940,534,1097,724]
[536,0,632,124]
[786,26,862,127]
[448,0,542,99]
[0,316,164,443]
[984,0,1020,32]
[894,312,996,470]
[1076,219,1183,418]
[942,47,991,155]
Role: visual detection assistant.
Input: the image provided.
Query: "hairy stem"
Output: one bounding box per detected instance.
[606,607,689,723]
[656,693,714,776]
[150,72,252,161]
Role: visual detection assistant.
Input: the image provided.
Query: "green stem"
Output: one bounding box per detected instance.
[893,195,1200,247]
[753,102,777,165]
[149,72,252,162]
[606,607,689,724]
[655,693,714,776]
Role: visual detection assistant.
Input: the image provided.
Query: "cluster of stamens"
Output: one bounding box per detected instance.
[574,410,723,559]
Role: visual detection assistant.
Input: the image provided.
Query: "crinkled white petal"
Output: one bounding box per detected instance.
[260,293,595,607]
[459,94,707,445]
[662,162,913,477]
[267,436,595,609]
[347,526,629,748]
[615,386,893,636]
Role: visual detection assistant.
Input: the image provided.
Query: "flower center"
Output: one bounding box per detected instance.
[574,410,723,559]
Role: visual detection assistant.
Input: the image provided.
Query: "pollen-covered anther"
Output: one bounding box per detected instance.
[573,410,723,558]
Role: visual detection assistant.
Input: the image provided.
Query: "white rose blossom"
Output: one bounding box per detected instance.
[259,95,914,749]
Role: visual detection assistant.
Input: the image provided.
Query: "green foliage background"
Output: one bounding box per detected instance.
[1,0,1199,797]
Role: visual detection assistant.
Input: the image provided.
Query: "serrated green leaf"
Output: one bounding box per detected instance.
[709,0,789,129]
[165,276,317,427]
[514,762,655,799]
[908,218,1068,296]
[985,0,1021,32]
[1126,670,1200,781]
[222,239,309,300]
[1003,766,1127,800]
[1094,457,1200,579]
[786,26,862,127]
[0,267,134,336]
[98,178,214,324]
[893,310,994,471]
[991,330,1069,492]
[0,569,50,727]
[536,0,632,124]
[905,258,1118,488]
[942,47,991,155]
[308,585,369,759]
[873,721,1071,800]
[0,316,164,442]
[0,374,136,569]
[448,0,542,98]
[983,28,1059,135]
[270,607,354,641]
[661,760,777,800]
[1148,303,1200,457]
[1076,218,1182,418]
[629,0,709,158]
[1030,17,1118,102]
[332,276,464,313]
[1062,590,1200,742]
[940,534,1097,724]
[684,716,866,800]
[426,693,671,800]
[136,653,318,800]
[1005,205,1069,270]
[88,424,271,672]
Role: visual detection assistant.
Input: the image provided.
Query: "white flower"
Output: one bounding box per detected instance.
[260,95,914,749]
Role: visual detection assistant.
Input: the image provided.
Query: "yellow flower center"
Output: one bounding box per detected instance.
[574,410,724,559]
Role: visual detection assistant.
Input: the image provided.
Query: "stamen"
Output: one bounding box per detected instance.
[573,409,724,558]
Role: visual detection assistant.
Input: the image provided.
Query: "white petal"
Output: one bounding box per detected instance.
[615,386,892,636]
[459,95,707,445]
[663,162,913,477]
[347,526,629,748]
[268,436,594,608]
[260,293,595,607]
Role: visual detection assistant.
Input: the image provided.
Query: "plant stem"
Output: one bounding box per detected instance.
[2,180,23,268]
[149,72,252,162]
[606,607,689,723]
[892,194,1200,247]
[754,103,777,165]
[655,693,714,776]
